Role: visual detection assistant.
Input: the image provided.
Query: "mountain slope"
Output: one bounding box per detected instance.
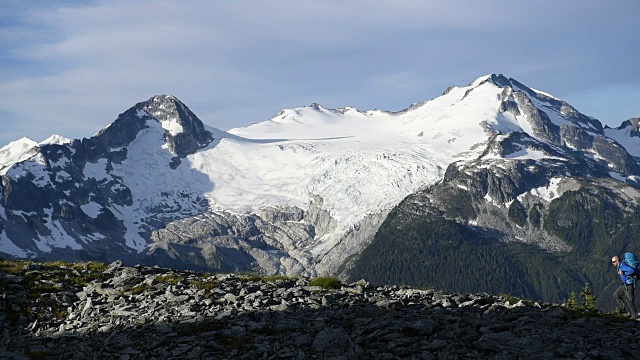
[0,95,215,258]
[1,75,640,305]
[346,76,640,308]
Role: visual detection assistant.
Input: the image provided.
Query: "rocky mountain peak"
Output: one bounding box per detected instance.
[3,74,640,311]
[481,74,562,105]
[617,118,640,133]
[39,134,72,146]
[138,94,215,157]
[484,73,512,88]
[140,94,186,129]
[77,95,215,162]
[0,137,39,175]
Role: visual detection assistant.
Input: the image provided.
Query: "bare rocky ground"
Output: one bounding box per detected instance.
[1,259,639,359]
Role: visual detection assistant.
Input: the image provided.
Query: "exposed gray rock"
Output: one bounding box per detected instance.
[142,95,215,158]
[142,199,386,278]
[2,79,640,321]
[0,94,215,263]
[1,261,639,359]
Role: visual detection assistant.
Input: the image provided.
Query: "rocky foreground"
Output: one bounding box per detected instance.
[1,260,639,359]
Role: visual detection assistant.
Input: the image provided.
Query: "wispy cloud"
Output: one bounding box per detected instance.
[0,0,639,146]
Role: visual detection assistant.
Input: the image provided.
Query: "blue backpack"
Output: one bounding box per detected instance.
[623,252,640,280]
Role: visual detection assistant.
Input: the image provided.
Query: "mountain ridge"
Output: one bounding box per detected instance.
[1,74,640,306]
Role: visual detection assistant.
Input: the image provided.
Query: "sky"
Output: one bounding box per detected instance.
[1,0,639,147]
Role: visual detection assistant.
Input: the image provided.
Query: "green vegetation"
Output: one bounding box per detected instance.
[349,216,542,299]
[310,276,342,289]
[238,273,294,283]
[528,206,542,228]
[239,273,263,282]
[0,258,111,326]
[0,258,108,287]
[77,261,109,272]
[566,291,579,310]
[579,283,597,312]
[559,283,636,322]
[562,283,606,319]
[120,284,156,296]
[348,186,640,312]
[262,275,292,282]
[154,274,184,285]
[26,284,60,300]
[0,258,31,274]
[190,280,218,298]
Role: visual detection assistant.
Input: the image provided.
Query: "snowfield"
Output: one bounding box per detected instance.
[1,74,638,259]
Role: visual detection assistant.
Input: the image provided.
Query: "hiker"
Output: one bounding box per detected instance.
[612,255,638,319]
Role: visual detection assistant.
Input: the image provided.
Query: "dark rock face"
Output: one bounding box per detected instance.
[490,74,602,132]
[76,107,147,163]
[617,118,640,137]
[348,78,640,305]
[2,261,639,359]
[511,91,562,144]
[1,81,640,308]
[143,95,215,157]
[0,95,215,260]
[348,142,640,309]
[493,76,638,176]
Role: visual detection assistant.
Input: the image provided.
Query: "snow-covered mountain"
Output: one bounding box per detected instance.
[0,135,71,176]
[1,75,639,279]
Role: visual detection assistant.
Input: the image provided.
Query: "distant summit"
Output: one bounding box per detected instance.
[137,95,215,157]
[0,135,72,175]
[1,76,640,309]
[40,134,72,146]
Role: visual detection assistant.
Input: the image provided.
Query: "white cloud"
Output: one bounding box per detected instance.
[0,0,639,146]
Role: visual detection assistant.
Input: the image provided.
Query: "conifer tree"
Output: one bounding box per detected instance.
[566,292,579,310]
[580,283,596,311]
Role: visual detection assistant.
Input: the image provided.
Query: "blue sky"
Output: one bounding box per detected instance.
[1,0,639,147]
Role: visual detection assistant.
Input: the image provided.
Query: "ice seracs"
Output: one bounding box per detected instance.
[1,74,639,276]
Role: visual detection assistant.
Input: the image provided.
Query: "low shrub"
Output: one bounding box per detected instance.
[262,275,292,282]
[154,274,184,285]
[310,276,342,289]
[190,280,218,298]
[239,273,263,282]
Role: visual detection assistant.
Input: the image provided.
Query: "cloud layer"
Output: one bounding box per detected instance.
[1,0,639,146]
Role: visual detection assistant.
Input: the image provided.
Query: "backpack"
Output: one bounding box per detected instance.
[623,252,640,280]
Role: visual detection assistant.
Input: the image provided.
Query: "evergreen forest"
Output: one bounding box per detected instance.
[348,188,640,311]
